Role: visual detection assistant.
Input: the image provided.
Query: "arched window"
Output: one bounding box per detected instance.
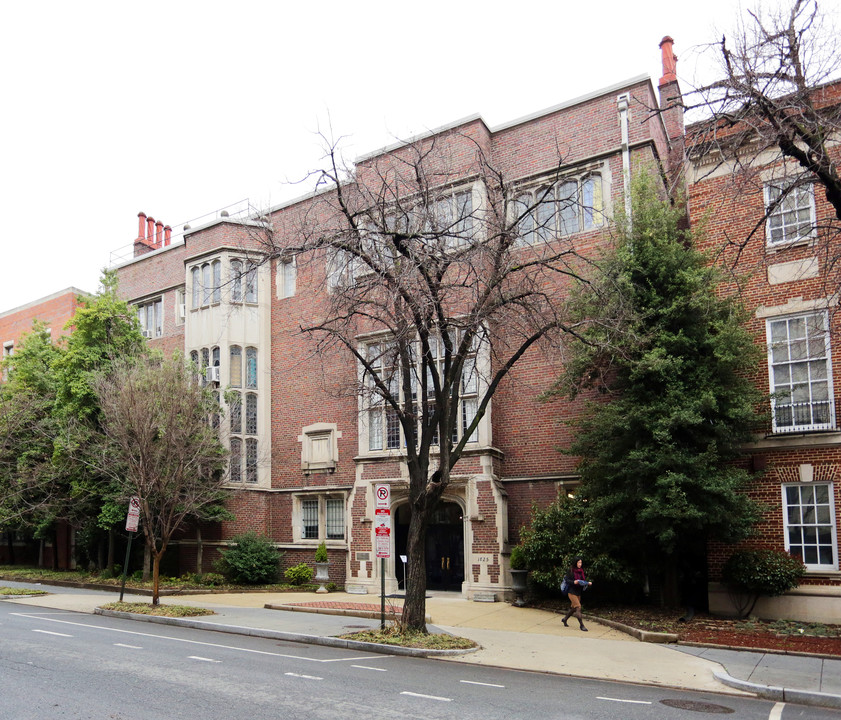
[229,346,242,387]
[202,263,211,305]
[229,438,242,483]
[245,438,258,483]
[245,393,257,435]
[211,260,221,303]
[230,391,241,434]
[191,267,201,309]
[231,260,242,303]
[245,347,257,389]
[245,263,257,303]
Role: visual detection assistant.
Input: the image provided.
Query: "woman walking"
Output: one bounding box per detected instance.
[563,557,592,631]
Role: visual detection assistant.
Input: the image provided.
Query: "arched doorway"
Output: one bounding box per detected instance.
[395,501,464,591]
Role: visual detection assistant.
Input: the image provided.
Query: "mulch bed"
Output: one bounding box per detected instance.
[535,601,841,657]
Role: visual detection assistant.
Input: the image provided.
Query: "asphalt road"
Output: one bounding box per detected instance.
[1,603,838,720]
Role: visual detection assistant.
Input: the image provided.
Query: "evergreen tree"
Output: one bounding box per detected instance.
[556,178,764,605]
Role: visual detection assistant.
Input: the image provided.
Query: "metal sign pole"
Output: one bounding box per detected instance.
[380,557,386,630]
[118,531,134,603]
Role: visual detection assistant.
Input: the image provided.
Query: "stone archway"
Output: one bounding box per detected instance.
[395,500,465,591]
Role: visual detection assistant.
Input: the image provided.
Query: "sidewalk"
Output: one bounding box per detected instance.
[4,583,841,710]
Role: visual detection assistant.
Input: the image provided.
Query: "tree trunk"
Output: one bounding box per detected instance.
[6,532,15,565]
[107,530,115,573]
[196,526,203,576]
[38,538,44,568]
[142,542,151,582]
[152,552,161,605]
[401,507,430,632]
[97,537,105,571]
[52,527,59,570]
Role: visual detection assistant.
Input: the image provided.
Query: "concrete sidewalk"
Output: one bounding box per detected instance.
[4,584,841,710]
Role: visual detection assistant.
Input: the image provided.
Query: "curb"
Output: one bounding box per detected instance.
[94,609,479,658]
[264,603,432,623]
[713,670,841,711]
[587,615,679,644]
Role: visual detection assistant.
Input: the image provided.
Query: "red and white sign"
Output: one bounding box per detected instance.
[125,496,140,532]
[375,484,390,510]
[374,499,391,558]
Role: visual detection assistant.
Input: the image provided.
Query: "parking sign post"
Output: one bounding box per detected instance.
[119,497,141,603]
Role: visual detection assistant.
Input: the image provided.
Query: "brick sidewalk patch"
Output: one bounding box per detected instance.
[287,601,403,614]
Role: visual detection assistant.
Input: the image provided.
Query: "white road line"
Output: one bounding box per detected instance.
[285,672,323,680]
[351,665,388,672]
[769,702,785,720]
[400,692,452,702]
[460,680,504,688]
[10,613,383,663]
[32,629,72,637]
[596,696,652,705]
[114,643,143,649]
[189,656,221,663]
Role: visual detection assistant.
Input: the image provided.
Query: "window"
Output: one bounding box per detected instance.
[245,263,258,303]
[767,313,835,432]
[278,259,296,299]
[765,182,814,245]
[229,438,242,483]
[296,494,346,541]
[230,346,242,388]
[783,483,837,569]
[231,260,243,303]
[430,190,474,247]
[191,267,201,309]
[245,438,258,483]
[365,332,481,452]
[245,347,257,388]
[202,263,212,305]
[515,175,603,245]
[176,288,186,324]
[245,393,257,434]
[137,298,162,338]
[2,341,12,382]
[211,260,221,303]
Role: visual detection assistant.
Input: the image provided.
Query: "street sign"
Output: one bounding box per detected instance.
[374,506,391,558]
[375,484,390,509]
[125,496,140,533]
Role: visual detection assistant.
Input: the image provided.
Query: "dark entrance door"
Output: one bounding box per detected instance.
[395,501,464,591]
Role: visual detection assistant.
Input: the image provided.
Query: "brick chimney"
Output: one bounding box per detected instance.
[657,36,685,196]
[133,212,171,257]
[134,211,154,257]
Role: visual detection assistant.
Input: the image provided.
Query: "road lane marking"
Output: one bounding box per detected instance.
[400,692,452,702]
[352,665,388,672]
[114,643,143,649]
[460,680,504,688]
[285,672,323,680]
[10,613,387,664]
[189,656,221,663]
[596,696,652,705]
[32,629,72,637]
[769,702,785,720]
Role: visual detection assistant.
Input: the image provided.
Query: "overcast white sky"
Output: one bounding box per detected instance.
[2,0,833,311]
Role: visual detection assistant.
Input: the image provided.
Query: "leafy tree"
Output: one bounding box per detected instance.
[553,177,765,605]
[90,353,229,604]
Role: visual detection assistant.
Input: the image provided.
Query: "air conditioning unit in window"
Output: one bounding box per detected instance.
[142,330,152,339]
[205,366,221,384]
[178,302,186,321]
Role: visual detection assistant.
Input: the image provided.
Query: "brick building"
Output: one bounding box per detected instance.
[112,53,682,601]
[688,79,841,622]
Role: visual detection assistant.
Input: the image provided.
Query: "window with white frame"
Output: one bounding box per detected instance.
[296,494,345,541]
[228,344,258,483]
[765,181,815,245]
[2,341,12,382]
[230,259,258,303]
[137,298,163,338]
[514,174,603,245]
[783,482,837,569]
[278,258,296,299]
[429,189,474,247]
[176,288,186,325]
[365,332,480,453]
[767,312,835,432]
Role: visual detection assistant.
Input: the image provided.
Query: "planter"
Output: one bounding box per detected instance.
[315,562,330,593]
[510,569,528,607]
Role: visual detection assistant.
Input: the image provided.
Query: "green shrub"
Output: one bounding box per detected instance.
[509,545,526,570]
[198,572,226,586]
[284,562,314,586]
[315,541,328,563]
[722,548,805,617]
[216,532,282,585]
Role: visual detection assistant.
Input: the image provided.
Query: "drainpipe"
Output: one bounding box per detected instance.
[617,93,632,230]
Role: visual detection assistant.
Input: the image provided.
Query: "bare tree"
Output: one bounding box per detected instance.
[685,0,841,271]
[259,130,624,631]
[91,354,229,604]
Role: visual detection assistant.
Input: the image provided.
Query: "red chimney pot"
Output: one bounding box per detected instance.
[659,36,677,86]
